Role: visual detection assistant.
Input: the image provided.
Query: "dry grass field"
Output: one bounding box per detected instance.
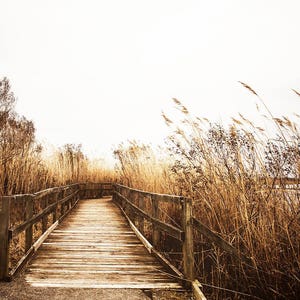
[1,78,299,299]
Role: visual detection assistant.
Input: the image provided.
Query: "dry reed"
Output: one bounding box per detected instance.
[0,78,115,196]
[114,93,300,299]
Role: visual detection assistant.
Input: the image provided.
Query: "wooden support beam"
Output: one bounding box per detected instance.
[182,197,194,284]
[137,193,145,234]
[52,190,59,223]
[25,195,34,252]
[0,196,11,280]
[42,195,48,233]
[152,195,160,248]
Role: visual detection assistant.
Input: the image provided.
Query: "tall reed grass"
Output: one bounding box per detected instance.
[114,88,300,299]
[2,76,299,298]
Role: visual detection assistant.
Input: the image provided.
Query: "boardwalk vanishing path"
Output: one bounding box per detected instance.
[0,183,206,299]
[25,197,182,289]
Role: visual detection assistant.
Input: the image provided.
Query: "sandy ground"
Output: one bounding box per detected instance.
[0,271,192,300]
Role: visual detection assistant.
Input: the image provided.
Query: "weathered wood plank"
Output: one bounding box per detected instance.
[182,198,194,283]
[26,282,182,289]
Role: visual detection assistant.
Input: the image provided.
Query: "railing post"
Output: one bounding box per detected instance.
[152,195,160,248]
[61,188,66,217]
[138,194,145,234]
[0,196,11,280]
[112,184,116,202]
[53,190,59,223]
[42,195,48,233]
[25,195,34,252]
[182,197,194,284]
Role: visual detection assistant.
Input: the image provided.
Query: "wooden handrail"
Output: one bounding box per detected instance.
[114,183,184,204]
[9,190,79,238]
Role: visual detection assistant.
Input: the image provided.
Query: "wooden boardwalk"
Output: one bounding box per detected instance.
[25,197,182,289]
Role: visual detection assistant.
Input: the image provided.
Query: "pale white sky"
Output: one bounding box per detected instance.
[1,0,300,160]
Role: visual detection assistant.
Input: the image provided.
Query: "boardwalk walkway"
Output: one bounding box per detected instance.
[25,197,182,289]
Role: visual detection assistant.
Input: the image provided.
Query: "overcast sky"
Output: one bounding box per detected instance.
[1,0,300,160]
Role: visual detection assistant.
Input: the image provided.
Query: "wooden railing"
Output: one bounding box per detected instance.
[113,184,194,283]
[1,182,252,299]
[113,184,253,299]
[0,182,112,280]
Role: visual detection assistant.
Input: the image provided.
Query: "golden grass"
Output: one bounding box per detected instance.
[2,77,299,299]
[113,94,300,299]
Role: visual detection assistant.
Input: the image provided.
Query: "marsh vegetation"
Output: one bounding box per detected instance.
[1,78,299,299]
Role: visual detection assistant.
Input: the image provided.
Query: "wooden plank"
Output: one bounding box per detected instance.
[27,269,166,275]
[45,237,140,242]
[26,282,182,289]
[182,198,194,283]
[26,269,170,276]
[29,263,163,269]
[31,256,160,262]
[26,273,177,281]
